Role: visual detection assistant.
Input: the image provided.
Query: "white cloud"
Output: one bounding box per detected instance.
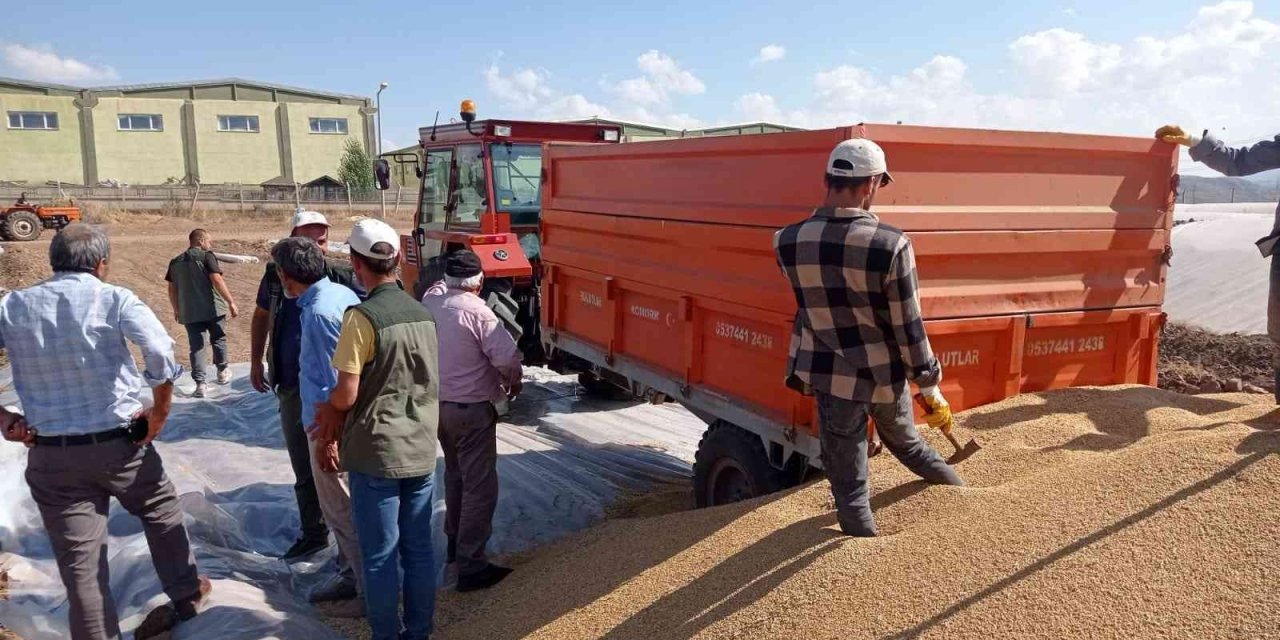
[0,43,117,84]
[484,50,704,127]
[752,44,787,65]
[483,62,553,110]
[608,50,705,107]
[1010,28,1122,95]
[736,1,1280,141]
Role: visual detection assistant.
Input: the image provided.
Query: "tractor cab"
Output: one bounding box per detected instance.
[390,100,621,362]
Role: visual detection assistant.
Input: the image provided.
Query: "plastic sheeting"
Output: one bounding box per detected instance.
[1167,203,1276,334]
[0,364,707,639]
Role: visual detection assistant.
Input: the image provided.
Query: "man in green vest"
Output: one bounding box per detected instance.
[166,228,240,398]
[317,218,439,640]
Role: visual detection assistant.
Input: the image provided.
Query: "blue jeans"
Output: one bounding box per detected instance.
[815,391,963,536]
[350,471,436,640]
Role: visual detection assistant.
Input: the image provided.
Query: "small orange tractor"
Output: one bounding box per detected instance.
[0,195,80,241]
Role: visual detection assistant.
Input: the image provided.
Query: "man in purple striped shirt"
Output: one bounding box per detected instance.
[421,249,522,592]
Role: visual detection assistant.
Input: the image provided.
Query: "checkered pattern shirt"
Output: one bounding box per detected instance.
[773,207,940,403]
[0,273,183,436]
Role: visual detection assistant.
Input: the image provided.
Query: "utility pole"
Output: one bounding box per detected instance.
[377,82,389,219]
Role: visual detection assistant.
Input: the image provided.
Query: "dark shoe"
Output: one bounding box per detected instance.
[446,537,457,564]
[317,596,365,619]
[839,525,877,538]
[457,564,513,593]
[282,535,330,560]
[309,575,358,603]
[135,575,211,639]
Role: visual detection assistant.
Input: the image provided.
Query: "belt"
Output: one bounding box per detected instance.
[441,400,489,408]
[33,428,130,447]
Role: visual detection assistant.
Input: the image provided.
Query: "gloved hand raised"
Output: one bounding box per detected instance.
[917,385,955,433]
[1155,125,1198,147]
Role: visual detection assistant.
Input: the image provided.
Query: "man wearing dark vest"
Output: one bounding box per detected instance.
[249,210,359,560]
[166,228,239,398]
[318,218,439,640]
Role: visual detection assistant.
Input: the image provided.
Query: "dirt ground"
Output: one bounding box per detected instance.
[0,210,414,371]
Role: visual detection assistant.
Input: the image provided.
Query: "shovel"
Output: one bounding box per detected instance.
[913,394,982,465]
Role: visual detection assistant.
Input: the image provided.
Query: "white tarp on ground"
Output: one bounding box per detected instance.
[0,364,706,639]
[1167,203,1276,335]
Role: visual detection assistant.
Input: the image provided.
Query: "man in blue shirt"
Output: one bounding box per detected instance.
[270,237,364,609]
[249,210,359,559]
[0,224,209,640]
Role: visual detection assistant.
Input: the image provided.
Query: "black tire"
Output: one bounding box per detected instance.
[693,421,785,508]
[2,211,42,241]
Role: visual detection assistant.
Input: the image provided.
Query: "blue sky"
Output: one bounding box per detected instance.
[3,1,1278,174]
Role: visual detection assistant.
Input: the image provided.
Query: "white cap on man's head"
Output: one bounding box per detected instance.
[291,210,330,231]
[827,138,893,186]
[348,218,400,260]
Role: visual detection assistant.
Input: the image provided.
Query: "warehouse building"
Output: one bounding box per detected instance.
[0,77,375,186]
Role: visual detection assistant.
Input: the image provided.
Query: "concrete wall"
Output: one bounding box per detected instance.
[192,100,281,184]
[0,93,83,184]
[286,102,367,183]
[92,97,187,184]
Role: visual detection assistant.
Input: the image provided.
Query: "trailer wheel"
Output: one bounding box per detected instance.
[1,211,42,242]
[693,421,785,508]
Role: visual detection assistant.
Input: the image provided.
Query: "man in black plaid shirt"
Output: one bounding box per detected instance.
[774,138,965,537]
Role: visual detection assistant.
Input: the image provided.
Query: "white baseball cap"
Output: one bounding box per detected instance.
[827,138,893,186]
[291,210,330,231]
[348,218,400,260]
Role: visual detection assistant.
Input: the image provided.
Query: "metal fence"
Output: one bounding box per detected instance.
[0,184,393,204]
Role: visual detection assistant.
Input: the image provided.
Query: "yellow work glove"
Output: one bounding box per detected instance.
[1155,124,1194,147]
[918,386,954,434]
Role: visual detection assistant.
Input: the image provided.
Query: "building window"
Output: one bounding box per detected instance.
[309,117,348,134]
[7,112,59,130]
[118,114,163,131]
[217,115,260,132]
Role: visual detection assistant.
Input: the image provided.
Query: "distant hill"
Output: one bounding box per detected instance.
[1179,170,1280,204]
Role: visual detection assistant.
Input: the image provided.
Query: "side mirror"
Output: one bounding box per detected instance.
[374,158,392,190]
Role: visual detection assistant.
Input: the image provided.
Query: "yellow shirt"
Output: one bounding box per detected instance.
[332,309,377,374]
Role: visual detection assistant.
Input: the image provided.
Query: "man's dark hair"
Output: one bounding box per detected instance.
[351,242,398,276]
[272,237,326,285]
[824,158,875,193]
[189,228,209,246]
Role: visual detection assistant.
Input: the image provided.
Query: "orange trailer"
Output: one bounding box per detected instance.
[539,124,1178,506]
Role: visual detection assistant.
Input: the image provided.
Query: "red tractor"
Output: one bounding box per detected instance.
[381,101,621,364]
[0,193,81,242]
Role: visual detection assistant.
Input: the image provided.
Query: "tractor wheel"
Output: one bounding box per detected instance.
[693,421,785,508]
[2,211,42,241]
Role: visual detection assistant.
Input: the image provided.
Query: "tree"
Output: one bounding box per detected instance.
[338,138,375,192]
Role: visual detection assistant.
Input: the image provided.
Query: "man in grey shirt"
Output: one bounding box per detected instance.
[1158,124,1280,400]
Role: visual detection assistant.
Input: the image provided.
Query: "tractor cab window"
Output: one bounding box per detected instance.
[419,148,452,225]
[449,144,486,226]
[490,143,543,226]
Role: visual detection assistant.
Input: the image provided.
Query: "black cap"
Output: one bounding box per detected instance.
[445,250,483,278]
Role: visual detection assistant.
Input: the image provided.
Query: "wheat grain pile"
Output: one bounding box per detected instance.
[330,385,1280,640]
